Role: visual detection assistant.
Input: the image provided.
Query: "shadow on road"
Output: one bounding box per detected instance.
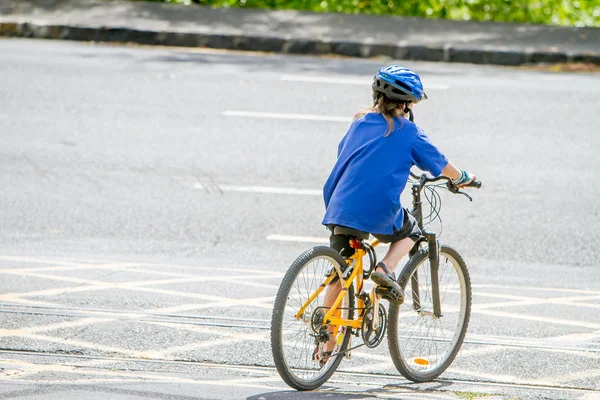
[248,390,376,399]
[248,380,464,400]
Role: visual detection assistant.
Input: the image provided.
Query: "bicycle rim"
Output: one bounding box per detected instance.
[271,247,353,390]
[388,245,471,382]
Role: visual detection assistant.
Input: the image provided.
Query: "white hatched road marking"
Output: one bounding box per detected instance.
[473,309,600,330]
[0,256,281,276]
[0,359,286,390]
[473,283,600,295]
[223,110,351,122]
[280,74,450,90]
[2,254,600,391]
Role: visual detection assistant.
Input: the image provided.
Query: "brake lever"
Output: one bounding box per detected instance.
[459,191,473,202]
[445,181,473,201]
[446,181,459,194]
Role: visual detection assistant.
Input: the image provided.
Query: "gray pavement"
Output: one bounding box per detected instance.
[1,0,600,66]
[1,38,600,399]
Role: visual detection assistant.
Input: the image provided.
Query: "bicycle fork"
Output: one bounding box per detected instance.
[410,182,443,319]
[410,232,442,318]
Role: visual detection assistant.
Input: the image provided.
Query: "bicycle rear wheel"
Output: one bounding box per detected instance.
[271,246,354,390]
[388,245,471,382]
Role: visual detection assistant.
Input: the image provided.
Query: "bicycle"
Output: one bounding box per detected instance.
[270,171,481,390]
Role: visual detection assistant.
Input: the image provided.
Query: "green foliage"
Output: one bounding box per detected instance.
[146,0,600,27]
[456,391,490,400]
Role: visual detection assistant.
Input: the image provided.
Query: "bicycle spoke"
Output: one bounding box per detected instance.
[389,247,471,381]
[272,249,354,389]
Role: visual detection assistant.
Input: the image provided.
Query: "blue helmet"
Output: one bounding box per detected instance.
[372,65,428,103]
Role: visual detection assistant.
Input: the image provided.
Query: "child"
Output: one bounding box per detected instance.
[319,65,475,358]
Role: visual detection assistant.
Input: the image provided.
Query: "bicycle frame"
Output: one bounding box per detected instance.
[295,240,383,330]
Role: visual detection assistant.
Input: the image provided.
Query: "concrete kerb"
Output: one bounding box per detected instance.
[1,21,598,66]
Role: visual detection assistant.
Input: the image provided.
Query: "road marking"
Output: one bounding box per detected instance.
[0,359,285,390]
[267,234,329,244]
[223,110,351,122]
[281,74,450,90]
[447,367,555,387]
[0,270,276,310]
[473,283,600,295]
[0,261,282,279]
[267,234,390,247]
[4,253,600,390]
[219,184,322,196]
[20,318,107,335]
[191,183,322,196]
[0,332,147,358]
[474,294,600,310]
[473,309,600,330]
[154,331,269,358]
[0,256,105,267]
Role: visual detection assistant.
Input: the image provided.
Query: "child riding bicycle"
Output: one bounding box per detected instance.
[319,65,476,359]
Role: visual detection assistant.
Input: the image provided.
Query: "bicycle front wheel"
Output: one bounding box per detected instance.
[271,246,354,390]
[388,245,471,382]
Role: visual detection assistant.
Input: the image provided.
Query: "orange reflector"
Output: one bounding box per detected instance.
[414,358,429,366]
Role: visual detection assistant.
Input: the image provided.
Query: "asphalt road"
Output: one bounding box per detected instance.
[1,38,600,400]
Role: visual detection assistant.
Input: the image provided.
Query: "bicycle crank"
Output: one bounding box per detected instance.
[361,303,387,348]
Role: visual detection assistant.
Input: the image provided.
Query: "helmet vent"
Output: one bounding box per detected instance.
[394,80,413,93]
[391,88,408,95]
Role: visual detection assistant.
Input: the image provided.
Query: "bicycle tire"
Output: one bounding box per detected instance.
[388,245,471,382]
[271,246,354,390]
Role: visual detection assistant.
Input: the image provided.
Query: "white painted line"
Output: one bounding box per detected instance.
[156,331,268,358]
[223,110,351,123]
[267,234,329,244]
[0,359,285,390]
[267,234,390,247]
[281,74,450,90]
[219,184,322,196]
[474,294,600,311]
[473,309,600,330]
[473,283,600,295]
[1,333,147,358]
[22,318,107,335]
[447,367,555,387]
[0,256,92,267]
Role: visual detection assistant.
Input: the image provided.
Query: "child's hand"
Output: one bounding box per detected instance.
[452,170,476,188]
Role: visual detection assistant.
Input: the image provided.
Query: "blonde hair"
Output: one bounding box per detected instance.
[354,93,407,137]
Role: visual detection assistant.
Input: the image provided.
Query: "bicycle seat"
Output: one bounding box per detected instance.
[330,226,369,241]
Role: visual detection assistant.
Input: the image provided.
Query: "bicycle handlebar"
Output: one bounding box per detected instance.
[409,171,482,188]
[466,180,482,189]
[409,171,482,201]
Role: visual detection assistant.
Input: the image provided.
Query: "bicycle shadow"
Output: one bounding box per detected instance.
[247,391,376,399]
[248,380,460,399]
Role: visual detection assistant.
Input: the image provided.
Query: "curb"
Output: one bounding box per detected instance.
[1,21,598,66]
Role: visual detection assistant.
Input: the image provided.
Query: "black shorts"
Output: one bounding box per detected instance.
[328,208,422,257]
[371,208,422,244]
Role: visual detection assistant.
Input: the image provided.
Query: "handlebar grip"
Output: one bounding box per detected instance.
[467,180,482,189]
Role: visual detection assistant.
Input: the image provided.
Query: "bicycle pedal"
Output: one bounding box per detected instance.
[375,286,404,304]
